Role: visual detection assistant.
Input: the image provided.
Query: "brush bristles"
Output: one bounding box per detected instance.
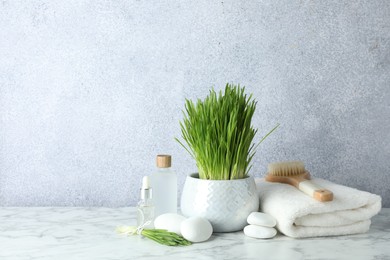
[268,161,306,176]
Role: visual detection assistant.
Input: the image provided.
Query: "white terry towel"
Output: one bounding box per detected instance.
[255,178,382,238]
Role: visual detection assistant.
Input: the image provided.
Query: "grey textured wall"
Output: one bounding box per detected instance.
[1,1,389,207]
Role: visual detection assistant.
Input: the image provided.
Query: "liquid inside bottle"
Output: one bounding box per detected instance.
[137,203,154,228]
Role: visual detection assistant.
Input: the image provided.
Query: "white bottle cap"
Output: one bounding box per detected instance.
[140,176,152,200]
[142,176,150,190]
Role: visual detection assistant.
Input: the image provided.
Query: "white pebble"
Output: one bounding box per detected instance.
[244,225,277,239]
[154,213,186,235]
[247,212,276,227]
[180,216,213,243]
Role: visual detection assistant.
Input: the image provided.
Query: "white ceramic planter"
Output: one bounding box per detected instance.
[180,173,259,232]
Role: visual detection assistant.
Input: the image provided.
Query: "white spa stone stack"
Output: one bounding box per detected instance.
[244,212,277,239]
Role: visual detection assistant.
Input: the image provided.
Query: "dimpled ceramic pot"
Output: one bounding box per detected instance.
[180,173,259,232]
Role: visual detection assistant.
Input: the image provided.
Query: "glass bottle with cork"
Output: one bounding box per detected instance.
[150,155,177,217]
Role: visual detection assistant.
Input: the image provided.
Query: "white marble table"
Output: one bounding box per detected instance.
[0,207,389,260]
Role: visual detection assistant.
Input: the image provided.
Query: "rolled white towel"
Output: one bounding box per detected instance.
[256,178,382,238]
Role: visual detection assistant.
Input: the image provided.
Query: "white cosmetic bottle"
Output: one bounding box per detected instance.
[150,155,177,217]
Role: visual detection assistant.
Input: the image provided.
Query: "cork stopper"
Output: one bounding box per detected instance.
[156,155,172,168]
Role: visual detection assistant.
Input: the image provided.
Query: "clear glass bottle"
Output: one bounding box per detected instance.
[150,155,177,217]
[136,176,154,228]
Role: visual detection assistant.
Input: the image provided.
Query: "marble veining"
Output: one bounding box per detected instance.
[0,208,389,260]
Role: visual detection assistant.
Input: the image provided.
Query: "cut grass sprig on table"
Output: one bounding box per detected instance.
[117,226,192,246]
[176,83,279,180]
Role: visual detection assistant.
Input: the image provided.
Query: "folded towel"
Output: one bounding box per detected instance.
[256,178,382,238]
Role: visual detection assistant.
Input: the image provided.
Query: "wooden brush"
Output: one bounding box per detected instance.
[265,161,333,202]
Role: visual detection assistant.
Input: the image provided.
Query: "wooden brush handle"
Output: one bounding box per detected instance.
[298,180,333,202]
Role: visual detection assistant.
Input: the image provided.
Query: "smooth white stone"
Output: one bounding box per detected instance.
[154,213,186,235]
[247,212,277,227]
[244,225,277,239]
[180,216,213,243]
